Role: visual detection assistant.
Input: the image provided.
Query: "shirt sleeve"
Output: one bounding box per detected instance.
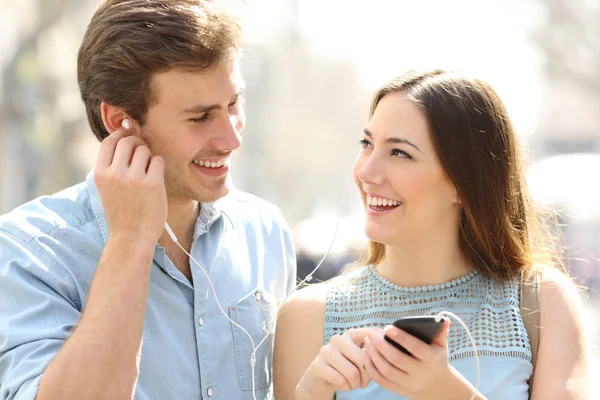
[0,231,82,400]
[282,223,297,296]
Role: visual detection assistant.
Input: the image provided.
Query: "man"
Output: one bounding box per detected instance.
[0,1,296,399]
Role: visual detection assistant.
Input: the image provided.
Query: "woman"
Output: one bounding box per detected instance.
[273,69,589,399]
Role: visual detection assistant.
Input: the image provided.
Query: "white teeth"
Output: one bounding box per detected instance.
[367,195,401,207]
[193,159,228,168]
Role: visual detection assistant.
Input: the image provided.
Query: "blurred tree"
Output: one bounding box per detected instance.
[237,0,370,226]
[533,0,600,299]
[530,0,600,159]
[534,0,600,98]
[0,0,92,213]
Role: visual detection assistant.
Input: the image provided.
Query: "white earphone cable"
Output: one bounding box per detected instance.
[434,311,480,400]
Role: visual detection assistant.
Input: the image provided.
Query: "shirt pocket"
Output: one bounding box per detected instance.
[228,288,277,391]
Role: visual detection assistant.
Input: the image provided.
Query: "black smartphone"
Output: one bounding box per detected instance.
[384,316,444,356]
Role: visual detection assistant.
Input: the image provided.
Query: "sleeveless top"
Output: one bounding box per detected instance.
[324,266,533,400]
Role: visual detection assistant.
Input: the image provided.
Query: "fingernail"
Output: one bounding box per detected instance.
[386,327,398,339]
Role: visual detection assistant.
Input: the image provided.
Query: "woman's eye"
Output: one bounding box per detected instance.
[359,139,373,149]
[392,149,412,159]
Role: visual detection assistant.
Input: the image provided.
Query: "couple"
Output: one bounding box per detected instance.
[0,1,588,399]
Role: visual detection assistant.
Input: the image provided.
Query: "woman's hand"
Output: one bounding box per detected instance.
[363,319,481,400]
[296,328,376,400]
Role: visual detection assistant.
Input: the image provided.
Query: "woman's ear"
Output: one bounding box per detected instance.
[453,186,462,205]
[100,101,131,135]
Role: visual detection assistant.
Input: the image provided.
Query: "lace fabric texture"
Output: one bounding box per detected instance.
[324,266,532,362]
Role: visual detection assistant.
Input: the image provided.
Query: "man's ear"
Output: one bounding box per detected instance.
[100,101,131,134]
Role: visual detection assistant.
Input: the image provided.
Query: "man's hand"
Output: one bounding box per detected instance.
[94,127,167,244]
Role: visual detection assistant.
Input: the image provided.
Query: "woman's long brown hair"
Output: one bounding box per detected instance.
[360,69,562,281]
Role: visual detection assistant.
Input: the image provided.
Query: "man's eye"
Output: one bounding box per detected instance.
[191,114,210,124]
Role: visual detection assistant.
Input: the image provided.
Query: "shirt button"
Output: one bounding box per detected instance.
[198,317,204,326]
[255,291,262,302]
[207,387,213,397]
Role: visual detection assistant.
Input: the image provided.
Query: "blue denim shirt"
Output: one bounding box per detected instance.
[0,171,296,400]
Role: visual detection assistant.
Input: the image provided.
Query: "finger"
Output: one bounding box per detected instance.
[344,327,381,347]
[431,318,451,347]
[96,129,133,169]
[311,361,352,392]
[363,345,384,384]
[112,136,148,168]
[147,155,165,180]
[383,326,432,361]
[370,332,418,371]
[359,355,370,388]
[359,349,371,388]
[363,345,406,398]
[364,335,407,384]
[343,328,381,387]
[321,343,364,390]
[130,145,152,174]
[343,342,370,389]
[336,335,371,388]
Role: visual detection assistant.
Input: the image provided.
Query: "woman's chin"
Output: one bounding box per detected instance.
[364,229,392,245]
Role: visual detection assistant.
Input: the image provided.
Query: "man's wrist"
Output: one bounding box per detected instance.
[107,232,157,253]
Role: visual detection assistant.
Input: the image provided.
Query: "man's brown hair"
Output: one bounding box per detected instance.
[78,0,242,141]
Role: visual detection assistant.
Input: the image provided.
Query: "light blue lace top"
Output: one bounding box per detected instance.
[324,266,533,400]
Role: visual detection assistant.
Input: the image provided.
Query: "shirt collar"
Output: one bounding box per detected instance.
[193,200,222,239]
[86,170,222,245]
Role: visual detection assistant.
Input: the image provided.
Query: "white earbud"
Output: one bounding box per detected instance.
[122,118,131,130]
[164,222,178,243]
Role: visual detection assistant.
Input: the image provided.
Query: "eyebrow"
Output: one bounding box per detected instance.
[363,128,422,152]
[180,87,245,116]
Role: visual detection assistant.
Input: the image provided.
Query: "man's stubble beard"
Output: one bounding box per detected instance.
[164,165,230,204]
[140,126,231,204]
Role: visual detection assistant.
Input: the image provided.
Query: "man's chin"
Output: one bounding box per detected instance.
[166,181,230,204]
[195,185,230,204]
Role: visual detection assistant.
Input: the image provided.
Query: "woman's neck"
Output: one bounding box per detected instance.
[377,238,473,288]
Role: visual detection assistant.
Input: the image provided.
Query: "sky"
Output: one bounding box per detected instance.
[0,0,548,137]
[242,0,545,138]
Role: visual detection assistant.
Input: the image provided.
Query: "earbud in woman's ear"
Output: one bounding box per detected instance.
[122,118,131,130]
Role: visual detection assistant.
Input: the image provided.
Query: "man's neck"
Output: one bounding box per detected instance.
[159,198,199,251]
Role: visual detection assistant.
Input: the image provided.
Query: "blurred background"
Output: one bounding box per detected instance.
[1,0,599,394]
